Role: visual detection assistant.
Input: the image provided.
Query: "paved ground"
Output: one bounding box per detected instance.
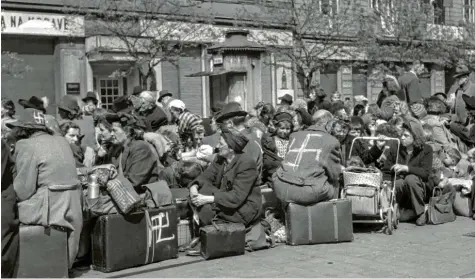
[75,217,475,278]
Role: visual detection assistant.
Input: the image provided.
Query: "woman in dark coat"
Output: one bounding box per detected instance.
[364,119,433,226]
[187,127,263,255]
[1,139,19,278]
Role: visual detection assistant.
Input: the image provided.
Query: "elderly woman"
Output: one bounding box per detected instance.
[186,126,262,255]
[364,119,433,226]
[7,108,83,268]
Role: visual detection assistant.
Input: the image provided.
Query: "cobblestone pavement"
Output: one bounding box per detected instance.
[76,217,475,278]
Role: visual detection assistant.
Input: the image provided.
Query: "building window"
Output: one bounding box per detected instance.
[320,0,339,15]
[465,0,475,23]
[99,79,121,110]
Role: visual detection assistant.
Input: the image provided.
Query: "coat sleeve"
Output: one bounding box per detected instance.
[359,144,384,165]
[190,158,219,189]
[13,140,38,202]
[408,145,433,181]
[124,142,158,189]
[214,158,257,209]
[322,140,342,184]
[381,143,397,181]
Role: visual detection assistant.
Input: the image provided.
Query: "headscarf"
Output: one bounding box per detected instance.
[220,126,249,153]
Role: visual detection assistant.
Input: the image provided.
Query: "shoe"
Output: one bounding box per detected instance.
[472,214,475,220]
[186,237,200,250]
[415,212,426,226]
[186,247,201,257]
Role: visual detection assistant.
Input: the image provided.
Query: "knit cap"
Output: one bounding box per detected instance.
[410,103,427,119]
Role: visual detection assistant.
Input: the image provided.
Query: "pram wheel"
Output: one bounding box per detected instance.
[386,209,393,235]
[393,203,399,229]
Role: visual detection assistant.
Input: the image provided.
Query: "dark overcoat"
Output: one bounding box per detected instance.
[191,153,262,226]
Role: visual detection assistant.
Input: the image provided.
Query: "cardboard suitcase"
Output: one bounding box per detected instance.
[285,199,353,246]
[16,225,69,278]
[92,205,179,272]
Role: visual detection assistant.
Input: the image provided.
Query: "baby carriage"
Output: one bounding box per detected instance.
[341,136,400,235]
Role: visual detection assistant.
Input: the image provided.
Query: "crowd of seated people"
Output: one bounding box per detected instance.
[1,64,475,277]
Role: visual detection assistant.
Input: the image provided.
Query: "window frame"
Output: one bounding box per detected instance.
[97,77,124,111]
[464,0,475,23]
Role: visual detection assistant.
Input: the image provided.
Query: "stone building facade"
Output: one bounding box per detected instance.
[2,0,474,117]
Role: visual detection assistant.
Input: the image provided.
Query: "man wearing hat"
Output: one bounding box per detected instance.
[131,85,143,96]
[278,93,293,107]
[111,96,133,114]
[216,102,263,184]
[82,91,99,115]
[157,90,173,108]
[6,108,83,268]
[18,96,62,135]
[58,95,96,150]
[453,64,475,124]
[157,90,173,123]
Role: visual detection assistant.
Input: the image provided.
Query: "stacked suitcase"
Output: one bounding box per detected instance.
[91,205,179,272]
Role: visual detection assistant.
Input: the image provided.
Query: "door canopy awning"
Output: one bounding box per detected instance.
[185,68,247,77]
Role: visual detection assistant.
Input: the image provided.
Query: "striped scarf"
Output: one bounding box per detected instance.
[177,111,202,135]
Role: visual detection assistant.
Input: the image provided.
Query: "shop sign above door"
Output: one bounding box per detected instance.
[1,11,85,37]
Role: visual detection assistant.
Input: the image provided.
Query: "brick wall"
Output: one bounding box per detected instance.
[178,47,203,115]
[160,47,203,115]
[445,0,465,26]
[161,60,179,100]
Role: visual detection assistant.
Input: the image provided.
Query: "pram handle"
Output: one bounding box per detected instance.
[348,136,401,188]
[348,136,400,161]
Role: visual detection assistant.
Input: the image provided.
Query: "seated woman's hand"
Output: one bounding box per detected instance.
[391,164,408,173]
[191,194,214,207]
[189,185,199,197]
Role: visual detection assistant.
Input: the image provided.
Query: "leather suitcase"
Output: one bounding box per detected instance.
[285,199,353,246]
[92,205,179,272]
[200,222,246,260]
[16,225,69,278]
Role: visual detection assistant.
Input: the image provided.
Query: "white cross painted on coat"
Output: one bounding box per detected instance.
[284,134,323,171]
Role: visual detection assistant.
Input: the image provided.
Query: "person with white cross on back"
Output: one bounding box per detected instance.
[272,110,342,205]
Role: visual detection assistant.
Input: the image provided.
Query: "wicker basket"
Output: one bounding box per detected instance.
[343,167,382,188]
[178,220,194,247]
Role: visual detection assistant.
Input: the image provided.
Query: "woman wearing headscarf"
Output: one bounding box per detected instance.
[362,119,433,226]
[7,108,83,269]
[187,126,262,254]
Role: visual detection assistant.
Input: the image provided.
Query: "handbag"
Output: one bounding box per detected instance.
[200,221,246,260]
[427,186,456,225]
[105,154,142,214]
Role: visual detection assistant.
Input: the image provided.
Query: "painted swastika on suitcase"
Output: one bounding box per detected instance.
[149,212,175,244]
[284,134,323,171]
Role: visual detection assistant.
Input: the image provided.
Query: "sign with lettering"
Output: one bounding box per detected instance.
[1,11,84,36]
[66,83,80,95]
